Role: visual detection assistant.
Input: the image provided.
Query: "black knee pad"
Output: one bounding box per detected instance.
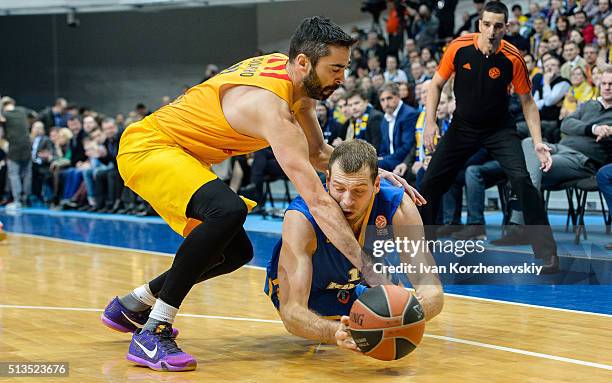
[187,179,248,226]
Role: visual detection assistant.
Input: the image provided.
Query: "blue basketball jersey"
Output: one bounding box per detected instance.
[264,179,404,318]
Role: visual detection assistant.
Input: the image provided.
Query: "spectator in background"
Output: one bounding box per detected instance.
[457,0,485,35]
[561,40,588,79]
[342,89,382,150]
[546,0,566,31]
[424,59,438,79]
[560,66,596,119]
[1,97,33,210]
[398,81,418,108]
[411,61,429,85]
[30,121,54,203]
[596,162,612,249]
[0,127,8,204]
[377,82,418,171]
[82,115,98,135]
[134,103,150,119]
[39,97,68,133]
[547,34,564,57]
[94,118,124,213]
[367,55,383,77]
[574,10,595,44]
[505,18,530,54]
[50,128,73,207]
[528,56,570,142]
[364,31,387,70]
[592,0,612,25]
[411,3,440,50]
[67,116,87,167]
[316,101,343,146]
[384,55,409,83]
[530,16,550,57]
[555,15,571,42]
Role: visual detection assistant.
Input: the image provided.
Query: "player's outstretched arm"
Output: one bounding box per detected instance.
[392,194,444,321]
[277,211,357,350]
[251,92,388,285]
[293,99,334,172]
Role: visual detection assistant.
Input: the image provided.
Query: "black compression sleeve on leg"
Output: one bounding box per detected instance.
[155,179,248,308]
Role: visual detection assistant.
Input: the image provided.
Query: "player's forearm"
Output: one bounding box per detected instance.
[280,305,338,344]
[309,143,333,172]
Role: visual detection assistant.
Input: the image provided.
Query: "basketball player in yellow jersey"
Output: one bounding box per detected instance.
[101,16,424,372]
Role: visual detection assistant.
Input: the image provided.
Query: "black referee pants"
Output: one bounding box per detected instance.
[419,120,557,259]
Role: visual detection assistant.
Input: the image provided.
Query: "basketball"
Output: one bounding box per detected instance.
[348,285,425,361]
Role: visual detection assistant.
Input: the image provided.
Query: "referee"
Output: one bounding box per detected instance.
[421,2,558,272]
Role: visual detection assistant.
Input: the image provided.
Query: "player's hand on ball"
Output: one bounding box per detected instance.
[415,285,444,321]
[336,316,360,352]
[424,122,440,153]
[534,142,553,172]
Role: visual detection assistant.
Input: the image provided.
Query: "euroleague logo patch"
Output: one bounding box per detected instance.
[488,67,501,79]
[375,215,387,229]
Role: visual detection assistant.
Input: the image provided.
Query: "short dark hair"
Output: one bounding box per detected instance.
[344,88,368,102]
[289,16,357,67]
[378,82,400,98]
[481,1,509,22]
[328,139,378,183]
[511,4,522,12]
[574,10,587,18]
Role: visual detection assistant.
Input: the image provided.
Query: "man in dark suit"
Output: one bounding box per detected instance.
[341,89,382,150]
[377,82,418,171]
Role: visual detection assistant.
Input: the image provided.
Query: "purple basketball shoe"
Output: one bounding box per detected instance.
[101,297,179,338]
[127,323,196,372]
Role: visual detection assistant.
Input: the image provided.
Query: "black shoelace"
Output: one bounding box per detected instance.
[157,328,182,354]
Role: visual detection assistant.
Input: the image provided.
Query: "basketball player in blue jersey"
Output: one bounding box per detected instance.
[265,140,444,351]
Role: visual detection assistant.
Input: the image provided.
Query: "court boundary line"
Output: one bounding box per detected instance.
[6,232,612,318]
[0,303,610,371]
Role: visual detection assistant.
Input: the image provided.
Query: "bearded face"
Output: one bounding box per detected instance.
[303,66,340,100]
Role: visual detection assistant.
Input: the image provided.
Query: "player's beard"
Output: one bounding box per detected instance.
[303,68,339,100]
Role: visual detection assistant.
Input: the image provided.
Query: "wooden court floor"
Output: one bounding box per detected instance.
[0,234,611,382]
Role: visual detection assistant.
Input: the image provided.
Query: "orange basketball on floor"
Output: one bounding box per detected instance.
[348,285,425,361]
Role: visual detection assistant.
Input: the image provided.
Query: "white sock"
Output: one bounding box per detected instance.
[132,284,157,307]
[149,299,179,324]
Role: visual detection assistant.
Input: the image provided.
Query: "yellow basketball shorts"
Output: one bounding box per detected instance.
[117,117,256,237]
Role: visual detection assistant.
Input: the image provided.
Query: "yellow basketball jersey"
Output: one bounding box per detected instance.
[153,53,295,164]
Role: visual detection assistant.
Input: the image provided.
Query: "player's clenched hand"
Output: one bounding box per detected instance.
[335,316,361,352]
[424,122,439,153]
[534,142,553,172]
[415,285,444,321]
[378,168,426,206]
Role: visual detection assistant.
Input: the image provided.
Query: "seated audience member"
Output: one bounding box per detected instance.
[525,56,570,142]
[559,66,596,119]
[377,82,418,172]
[596,162,612,249]
[451,154,507,240]
[339,89,382,150]
[316,102,343,146]
[498,66,612,244]
[560,41,587,79]
[31,121,54,203]
[383,55,409,83]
